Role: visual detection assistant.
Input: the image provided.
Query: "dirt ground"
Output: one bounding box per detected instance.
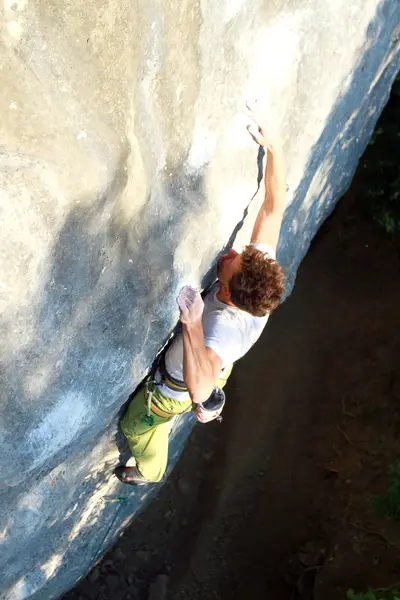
[64,177,400,600]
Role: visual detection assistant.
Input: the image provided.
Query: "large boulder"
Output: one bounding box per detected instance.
[0,0,399,598]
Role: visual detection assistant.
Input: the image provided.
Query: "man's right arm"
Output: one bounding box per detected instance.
[177,287,222,404]
[247,105,286,252]
[181,320,222,404]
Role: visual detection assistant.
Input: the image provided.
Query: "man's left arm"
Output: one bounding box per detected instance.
[177,287,222,404]
[247,103,286,252]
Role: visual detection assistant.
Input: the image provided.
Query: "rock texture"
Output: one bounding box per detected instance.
[0,1,399,599]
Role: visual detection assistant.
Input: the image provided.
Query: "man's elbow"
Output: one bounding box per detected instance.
[189,392,205,405]
[187,379,215,405]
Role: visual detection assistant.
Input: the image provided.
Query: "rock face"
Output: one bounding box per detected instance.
[0,1,399,598]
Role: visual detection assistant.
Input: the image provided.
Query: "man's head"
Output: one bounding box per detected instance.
[217,245,285,316]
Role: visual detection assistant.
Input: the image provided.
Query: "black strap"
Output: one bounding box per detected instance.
[148,327,188,392]
[148,325,180,382]
[158,354,188,392]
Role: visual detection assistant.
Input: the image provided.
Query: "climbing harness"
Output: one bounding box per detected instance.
[156,353,188,393]
[137,343,189,427]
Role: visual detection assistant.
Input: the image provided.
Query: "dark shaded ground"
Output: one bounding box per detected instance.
[64,94,400,600]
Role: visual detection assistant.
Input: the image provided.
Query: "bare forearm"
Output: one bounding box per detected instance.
[182,321,215,403]
[247,104,286,248]
[264,145,286,215]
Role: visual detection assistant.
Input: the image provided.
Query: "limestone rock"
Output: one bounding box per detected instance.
[0,1,399,599]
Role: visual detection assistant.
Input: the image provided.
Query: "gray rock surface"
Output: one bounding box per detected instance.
[0,1,399,598]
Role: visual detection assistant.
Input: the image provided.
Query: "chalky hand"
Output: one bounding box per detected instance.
[177,286,204,325]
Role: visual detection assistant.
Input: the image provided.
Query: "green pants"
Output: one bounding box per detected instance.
[121,367,232,482]
[121,385,192,482]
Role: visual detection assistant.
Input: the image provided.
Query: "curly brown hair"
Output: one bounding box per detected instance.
[229,244,285,317]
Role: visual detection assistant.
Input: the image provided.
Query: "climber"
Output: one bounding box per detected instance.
[115,103,286,485]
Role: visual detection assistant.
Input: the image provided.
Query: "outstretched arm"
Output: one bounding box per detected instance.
[177,287,222,404]
[247,105,286,251]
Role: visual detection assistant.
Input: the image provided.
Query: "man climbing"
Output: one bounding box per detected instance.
[115,104,286,485]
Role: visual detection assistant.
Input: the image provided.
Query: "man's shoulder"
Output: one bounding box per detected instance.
[203,303,246,345]
[250,242,276,260]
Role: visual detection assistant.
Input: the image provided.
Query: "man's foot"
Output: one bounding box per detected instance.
[114,466,150,486]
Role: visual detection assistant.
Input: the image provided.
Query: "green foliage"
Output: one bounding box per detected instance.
[361,74,400,235]
[367,171,400,235]
[347,589,400,600]
[372,463,400,521]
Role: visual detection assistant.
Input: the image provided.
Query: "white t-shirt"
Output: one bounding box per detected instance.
[158,243,276,400]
